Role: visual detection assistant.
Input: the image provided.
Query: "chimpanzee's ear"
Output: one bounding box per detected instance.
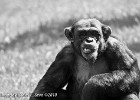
[102,24,112,41]
[64,27,74,42]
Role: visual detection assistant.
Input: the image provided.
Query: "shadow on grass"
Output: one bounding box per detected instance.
[0,30,56,51]
[0,20,73,51]
[0,14,140,51]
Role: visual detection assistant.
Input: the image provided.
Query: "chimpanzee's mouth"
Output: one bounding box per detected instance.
[83,48,92,54]
[82,47,96,54]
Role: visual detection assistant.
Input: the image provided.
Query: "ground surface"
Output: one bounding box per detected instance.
[0,0,140,100]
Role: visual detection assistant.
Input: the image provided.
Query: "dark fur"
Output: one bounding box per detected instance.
[82,37,140,99]
[30,18,140,100]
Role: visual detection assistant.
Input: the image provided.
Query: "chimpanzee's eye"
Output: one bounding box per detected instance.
[79,31,87,39]
[90,30,101,41]
[81,32,86,36]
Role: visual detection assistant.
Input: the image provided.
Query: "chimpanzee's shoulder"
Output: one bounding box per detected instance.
[107,35,125,47]
[55,44,75,62]
[105,35,137,68]
[59,44,74,55]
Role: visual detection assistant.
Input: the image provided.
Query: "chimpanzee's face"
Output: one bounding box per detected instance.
[65,18,111,63]
[73,19,103,62]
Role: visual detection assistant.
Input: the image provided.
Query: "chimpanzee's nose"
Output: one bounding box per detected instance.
[85,37,93,43]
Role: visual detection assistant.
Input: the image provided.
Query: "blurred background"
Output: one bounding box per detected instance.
[0,0,140,99]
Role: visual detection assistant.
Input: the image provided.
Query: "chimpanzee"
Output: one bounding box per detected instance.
[29,18,140,100]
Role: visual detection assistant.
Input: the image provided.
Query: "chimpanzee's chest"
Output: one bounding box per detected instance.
[75,55,109,85]
[68,56,109,100]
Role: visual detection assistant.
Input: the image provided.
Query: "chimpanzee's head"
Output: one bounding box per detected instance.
[65,18,111,63]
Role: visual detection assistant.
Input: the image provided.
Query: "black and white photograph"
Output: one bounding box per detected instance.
[0,0,140,100]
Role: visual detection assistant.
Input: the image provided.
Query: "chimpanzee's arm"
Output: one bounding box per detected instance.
[82,36,140,100]
[105,36,140,95]
[30,45,75,100]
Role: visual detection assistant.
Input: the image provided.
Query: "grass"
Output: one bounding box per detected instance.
[0,0,140,100]
[0,40,67,100]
